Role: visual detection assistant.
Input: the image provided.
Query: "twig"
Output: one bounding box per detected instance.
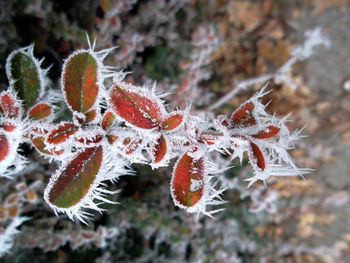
[206,74,273,112]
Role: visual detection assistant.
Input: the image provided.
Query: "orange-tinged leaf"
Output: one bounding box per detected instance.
[108,84,163,129]
[26,189,37,202]
[252,125,280,139]
[162,113,183,130]
[47,123,78,144]
[5,193,19,205]
[249,142,265,171]
[0,133,10,162]
[101,111,115,130]
[46,146,103,208]
[62,51,98,113]
[0,92,20,118]
[7,204,19,218]
[0,206,6,220]
[28,103,51,120]
[152,135,167,163]
[107,134,118,145]
[171,153,204,207]
[231,101,256,127]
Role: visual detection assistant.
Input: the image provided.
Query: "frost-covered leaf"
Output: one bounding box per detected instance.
[28,103,51,120]
[73,130,104,147]
[6,46,44,108]
[0,121,16,132]
[151,135,167,163]
[107,134,118,145]
[230,101,256,127]
[162,113,183,131]
[252,125,280,139]
[47,122,78,145]
[108,84,163,129]
[84,109,97,123]
[0,133,10,162]
[249,142,265,171]
[124,137,142,155]
[30,135,63,156]
[45,146,103,209]
[171,152,204,208]
[62,51,98,113]
[0,92,20,119]
[101,111,115,130]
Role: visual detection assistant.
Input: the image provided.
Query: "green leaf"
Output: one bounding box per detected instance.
[6,48,42,108]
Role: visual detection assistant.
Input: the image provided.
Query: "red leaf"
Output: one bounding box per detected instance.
[152,135,167,163]
[30,135,63,156]
[108,84,163,129]
[1,120,16,132]
[46,146,103,208]
[0,133,10,162]
[28,103,51,120]
[124,137,142,155]
[162,113,183,130]
[101,111,115,130]
[252,125,280,139]
[62,51,98,113]
[230,101,256,127]
[0,92,20,119]
[249,142,265,171]
[47,123,78,145]
[171,153,204,207]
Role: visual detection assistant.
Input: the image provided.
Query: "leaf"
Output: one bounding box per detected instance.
[0,121,16,132]
[28,103,51,120]
[108,84,163,129]
[171,152,204,208]
[47,122,78,145]
[152,135,167,163]
[101,111,115,130]
[84,109,97,123]
[6,48,42,108]
[45,146,103,208]
[73,131,104,146]
[230,101,256,127]
[249,142,265,171]
[0,92,20,119]
[162,113,183,130]
[107,134,118,145]
[0,133,10,162]
[124,137,142,155]
[62,51,98,113]
[30,135,63,156]
[252,125,280,139]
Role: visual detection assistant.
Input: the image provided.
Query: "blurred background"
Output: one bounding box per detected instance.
[1,0,350,262]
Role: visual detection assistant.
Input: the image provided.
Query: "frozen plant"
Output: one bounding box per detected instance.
[0,36,311,225]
